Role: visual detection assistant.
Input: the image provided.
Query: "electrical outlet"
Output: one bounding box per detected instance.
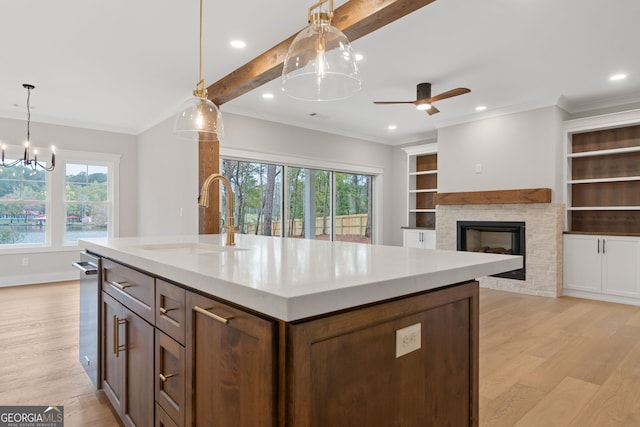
[396,323,421,358]
[21,257,29,267]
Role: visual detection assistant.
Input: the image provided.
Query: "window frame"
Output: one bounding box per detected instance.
[221,147,382,244]
[0,148,121,254]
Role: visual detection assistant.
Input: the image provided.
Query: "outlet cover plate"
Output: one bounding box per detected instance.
[396,322,421,358]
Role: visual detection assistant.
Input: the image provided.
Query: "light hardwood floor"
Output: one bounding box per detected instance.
[0,281,119,427]
[1,281,640,426]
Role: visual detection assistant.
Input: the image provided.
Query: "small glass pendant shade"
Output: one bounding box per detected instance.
[173,96,224,141]
[282,19,361,101]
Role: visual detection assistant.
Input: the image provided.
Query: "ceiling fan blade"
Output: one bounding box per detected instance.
[426,105,440,115]
[428,88,471,103]
[373,101,417,105]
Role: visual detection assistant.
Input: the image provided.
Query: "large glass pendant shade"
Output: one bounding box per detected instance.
[173,96,224,141]
[282,19,361,101]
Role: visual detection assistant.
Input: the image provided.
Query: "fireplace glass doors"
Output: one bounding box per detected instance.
[457,221,525,280]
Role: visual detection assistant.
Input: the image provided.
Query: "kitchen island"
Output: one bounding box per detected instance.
[81,234,521,427]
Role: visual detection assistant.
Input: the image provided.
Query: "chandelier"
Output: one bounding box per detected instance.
[1,84,55,171]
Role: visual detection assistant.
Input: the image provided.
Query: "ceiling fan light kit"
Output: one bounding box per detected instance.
[281,0,361,101]
[173,0,224,141]
[374,82,470,116]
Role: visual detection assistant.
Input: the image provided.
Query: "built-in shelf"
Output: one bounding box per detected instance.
[568,176,640,184]
[409,170,438,176]
[568,206,640,211]
[568,145,640,158]
[566,121,640,234]
[403,144,437,229]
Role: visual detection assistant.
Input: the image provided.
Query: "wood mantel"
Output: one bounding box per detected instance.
[435,188,551,205]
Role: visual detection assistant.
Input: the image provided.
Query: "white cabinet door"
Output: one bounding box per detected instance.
[563,235,602,292]
[403,229,436,249]
[403,229,423,248]
[602,237,640,298]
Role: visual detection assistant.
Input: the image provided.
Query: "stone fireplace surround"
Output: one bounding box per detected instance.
[435,191,564,297]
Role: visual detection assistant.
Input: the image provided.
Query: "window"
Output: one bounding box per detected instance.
[222,158,374,243]
[64,163,110,243]
[335,173,372,244]
[221,160,283,236]
[0,148,119,250]
[0,164,47,245]
[287,167,331,240]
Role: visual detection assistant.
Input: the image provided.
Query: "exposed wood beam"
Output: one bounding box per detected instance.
[208,0,437,105]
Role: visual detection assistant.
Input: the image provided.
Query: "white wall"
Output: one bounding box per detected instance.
[137,117,199,236]
[0,117,138,286]
[136,112,406,246]
[437,106,567,201]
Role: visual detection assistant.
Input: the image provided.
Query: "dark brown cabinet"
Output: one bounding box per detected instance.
[155,330,185,426]
[185,292,277,426]
[102,291,155,427]
[286,281,478,426]
[98,255,479,426]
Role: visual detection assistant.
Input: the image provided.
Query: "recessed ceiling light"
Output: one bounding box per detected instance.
[262,93,274,99]
[355,53,363,61]
[230,40,246,49]
[610,73,627,81]
[475,105,487,111]
[387,125,397,130]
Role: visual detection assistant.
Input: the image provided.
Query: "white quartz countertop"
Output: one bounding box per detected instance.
[80,234,522,321]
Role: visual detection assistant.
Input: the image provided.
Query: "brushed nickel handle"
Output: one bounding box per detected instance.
[194,305,233,325]
[159,306,177,315]
[113,315,127,358]
[159,373,176,382]
[110,281,132,290]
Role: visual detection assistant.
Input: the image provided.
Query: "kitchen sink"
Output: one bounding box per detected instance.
[131,242,247,254]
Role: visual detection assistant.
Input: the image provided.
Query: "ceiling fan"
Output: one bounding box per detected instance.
[373,83,470,115]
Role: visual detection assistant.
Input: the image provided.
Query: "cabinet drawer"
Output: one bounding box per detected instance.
[156,330,185,427]
[103,259,155,323]
[156,280,186,345]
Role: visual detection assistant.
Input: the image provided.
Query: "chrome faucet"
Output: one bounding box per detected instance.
[198,173,238,246]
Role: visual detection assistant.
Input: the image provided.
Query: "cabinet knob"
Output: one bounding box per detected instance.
[113,315,127,357]
[159,306,177,315]
[194,306,233,325]
[159,373,176,382]
[110,281,132,290]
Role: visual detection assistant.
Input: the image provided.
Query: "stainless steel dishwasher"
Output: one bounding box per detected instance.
[72,251,101,388]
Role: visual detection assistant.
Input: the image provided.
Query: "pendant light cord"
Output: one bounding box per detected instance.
[26,86,31,143]
[199,0,203,85]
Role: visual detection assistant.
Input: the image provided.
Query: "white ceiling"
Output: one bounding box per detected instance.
[1,0,639,146]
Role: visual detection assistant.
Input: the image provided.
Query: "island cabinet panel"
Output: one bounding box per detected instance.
[155,329,185,426]
[103,258,155,324]
[185,292,278,427]
[285,281,479,427]
[102,291,155,427]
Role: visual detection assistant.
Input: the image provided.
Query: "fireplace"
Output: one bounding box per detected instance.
[457,221,526,280]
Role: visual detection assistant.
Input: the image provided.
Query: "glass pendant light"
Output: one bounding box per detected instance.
[282,0,361,101]
[173,0,224,141]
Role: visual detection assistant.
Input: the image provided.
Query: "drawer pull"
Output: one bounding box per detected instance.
[159,373,176,382]
[194,305,233,325]
[159,306,177,315]
[110,281,132,290]
[113,315,127,358]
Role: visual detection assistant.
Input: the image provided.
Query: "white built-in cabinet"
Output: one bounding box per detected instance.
[562,110,640,305]
[564,234,640,301]
[402,143,437,250]
[403,229,436,249]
